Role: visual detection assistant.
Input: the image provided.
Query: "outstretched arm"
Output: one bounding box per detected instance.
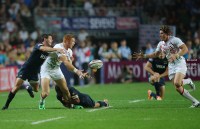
[133,50,160,60]
[39,46,65,54]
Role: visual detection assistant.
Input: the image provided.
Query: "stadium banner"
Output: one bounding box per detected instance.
[104,60,200,83]
[61,17,139,30]
[0,66,18,92]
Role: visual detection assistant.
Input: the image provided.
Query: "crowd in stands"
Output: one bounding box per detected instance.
[0,0,200,69]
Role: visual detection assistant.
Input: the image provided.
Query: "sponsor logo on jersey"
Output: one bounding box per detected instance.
[40,54,47,59]
[156,64,165,68]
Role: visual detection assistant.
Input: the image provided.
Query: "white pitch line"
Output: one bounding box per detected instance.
[129,99,145,103]
[87,106,113,112]
[31,117,65,125]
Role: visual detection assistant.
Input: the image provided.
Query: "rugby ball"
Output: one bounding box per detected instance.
[88,60,103,69]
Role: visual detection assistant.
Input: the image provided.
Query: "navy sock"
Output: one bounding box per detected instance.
[154,82,160,96]
[5,91,15,107]
[150,92,157,99]
[98,101,107,107]
[26,85,32,91]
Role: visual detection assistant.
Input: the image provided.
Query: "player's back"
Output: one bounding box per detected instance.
[148,57,168,74]
[21,43,49,74]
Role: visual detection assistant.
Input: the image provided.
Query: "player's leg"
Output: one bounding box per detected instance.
[54,78,70,101]
[182,78,196,91]
[148,75,157,100]
[159,86,165,99]
[2,78,24,110]
[39,78,50,109]
[174,72,199,107]
[94,99,109,108]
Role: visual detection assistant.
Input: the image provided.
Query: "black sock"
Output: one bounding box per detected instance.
[56,94,63,103]
[154,82,160,96]
[150,92,157,99]
[5,91,15,107]
[98,101,107,107]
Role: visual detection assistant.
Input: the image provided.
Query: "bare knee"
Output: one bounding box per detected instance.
[174,81,182,87]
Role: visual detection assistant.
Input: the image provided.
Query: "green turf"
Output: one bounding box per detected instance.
[0,81,200,129]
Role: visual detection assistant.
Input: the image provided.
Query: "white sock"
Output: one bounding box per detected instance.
[40,95,45,104]
[182,88,199,103]
[182,79,191,85]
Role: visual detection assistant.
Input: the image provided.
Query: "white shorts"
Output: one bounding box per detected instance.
[168,62,187,80]
[40,67,64,80]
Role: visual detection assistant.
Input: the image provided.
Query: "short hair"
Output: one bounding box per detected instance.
[63,34,75,43]
[41,34,52,42]
[159,26,172,35]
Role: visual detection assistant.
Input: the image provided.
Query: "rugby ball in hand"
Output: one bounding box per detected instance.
[88,60,103,69]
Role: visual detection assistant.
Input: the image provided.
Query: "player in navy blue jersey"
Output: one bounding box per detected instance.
[55,85,109,108]
[2,34,65,110]
[145,52,168,100]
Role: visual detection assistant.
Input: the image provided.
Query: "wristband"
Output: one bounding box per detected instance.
[73,68,78,73]
[176,54,180,58]
[143,54,146,58]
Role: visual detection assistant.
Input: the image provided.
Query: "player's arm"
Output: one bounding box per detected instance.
[145,61,155,75]
[39,46,65,54]
[160,67,168,78]
[59,55,83,78]
[176,44,188,57]
[133,50,160,60]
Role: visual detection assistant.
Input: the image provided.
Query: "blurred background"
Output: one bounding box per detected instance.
[0,0,200,90]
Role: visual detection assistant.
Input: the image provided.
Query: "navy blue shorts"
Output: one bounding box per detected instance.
[17,67,39,82]
[80,94,95,108]
[148,74,165,87]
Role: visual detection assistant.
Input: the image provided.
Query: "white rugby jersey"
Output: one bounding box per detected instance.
[41,43,72,69]
[156,36,185,65]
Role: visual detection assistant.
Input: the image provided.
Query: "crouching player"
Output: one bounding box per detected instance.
[145,52,168,100]
[55,85,109,108]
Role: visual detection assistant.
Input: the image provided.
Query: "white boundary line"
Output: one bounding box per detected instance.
[129,99,145,103]
[87,106,113,112]
[31,117,65,125]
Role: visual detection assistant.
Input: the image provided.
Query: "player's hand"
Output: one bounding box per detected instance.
[76,69,84,79]
[168,54,176,63]
[153,72,160,78]
[56,48,66,54]
[133,50,144,61]
[82,72,92,78]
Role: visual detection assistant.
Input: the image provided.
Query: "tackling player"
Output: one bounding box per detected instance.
[39,34,88,109]
[55,85,109,108]
[145,52,168,100]
[134,25,198,108]
[2,34,65,110]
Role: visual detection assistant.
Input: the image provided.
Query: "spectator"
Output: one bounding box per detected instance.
[84,0,95,16]
[98,43,110,62]
[118,39,132,61]
[193,38,200,59]
[16,47,26,64]
[117,65,133,83]
[109,42,121,62]
[20,3,32,18]
[0,50,8,68]
[31,27,42,41]
[184,40,193,59]
[145,43,154,54]
[8,4,18,20]
[78,28,89,42]
[1,28,9,41]
[9,33,17,46]
[76,41,90,86]
[6,17,17,33]
[19,26,28,42]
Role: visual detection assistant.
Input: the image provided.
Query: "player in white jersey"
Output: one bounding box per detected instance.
[39,34,89,109]
[133,26,199,108]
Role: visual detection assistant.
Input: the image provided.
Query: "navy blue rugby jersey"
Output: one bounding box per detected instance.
[148,57,168,74]
[21,43,49,73]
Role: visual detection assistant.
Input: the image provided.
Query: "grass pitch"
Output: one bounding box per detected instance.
[0,81,200,129]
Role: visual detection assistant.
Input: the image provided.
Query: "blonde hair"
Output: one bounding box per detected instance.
[63,34,75,43]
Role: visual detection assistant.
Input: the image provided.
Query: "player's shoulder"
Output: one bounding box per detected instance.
[157,41,164,45]
[171,36,182,42]
[35,43,44,47]
[54,43,63,48]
